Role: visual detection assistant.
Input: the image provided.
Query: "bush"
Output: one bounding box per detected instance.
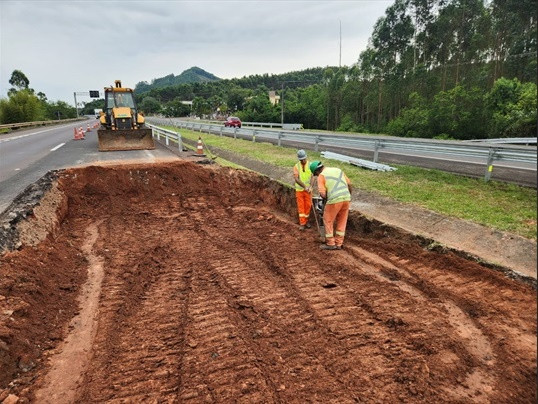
[0,90,45,124]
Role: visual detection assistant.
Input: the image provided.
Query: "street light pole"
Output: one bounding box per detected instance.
[73,92,79,118]
[73,91,95,118]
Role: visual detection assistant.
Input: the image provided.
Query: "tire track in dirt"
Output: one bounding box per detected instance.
[341,245,497,401]
[194,203,437,401]
[197,203,501,401]
[34,221,104,403]
[348,241,537,402]
[186,202,365,402]
[176,257,276,403]
[75,219,191,402]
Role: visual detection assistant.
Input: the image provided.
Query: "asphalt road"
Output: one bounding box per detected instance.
[0,121,177,213]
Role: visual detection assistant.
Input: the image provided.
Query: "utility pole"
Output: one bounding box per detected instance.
[339,20,342,68]
[279,80,315,125]
[280,83,284,125]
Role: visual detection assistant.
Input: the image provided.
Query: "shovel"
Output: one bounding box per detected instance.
[311,196,326,242]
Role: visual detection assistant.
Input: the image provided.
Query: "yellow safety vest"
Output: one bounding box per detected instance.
[322,167,351,204]
[294,160,312,191]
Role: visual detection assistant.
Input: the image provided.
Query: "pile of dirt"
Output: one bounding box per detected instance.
[0,161,536,402]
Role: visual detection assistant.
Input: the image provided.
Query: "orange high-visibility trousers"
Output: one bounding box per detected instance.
[323,201,350,247]
[295,190,312,225]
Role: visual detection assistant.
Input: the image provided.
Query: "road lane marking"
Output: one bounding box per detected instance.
[0,124,80,142]
[50,143,66,151]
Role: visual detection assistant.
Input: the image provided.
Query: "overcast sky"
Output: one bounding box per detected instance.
[1,0,392,105]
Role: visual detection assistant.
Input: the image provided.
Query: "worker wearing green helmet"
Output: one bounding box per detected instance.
[310,160,352,250]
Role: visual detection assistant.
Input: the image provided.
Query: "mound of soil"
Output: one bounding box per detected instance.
[0,161,536,403]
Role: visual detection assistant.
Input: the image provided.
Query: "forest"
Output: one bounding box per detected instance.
[1,0,535,140]
[136,0,536,140]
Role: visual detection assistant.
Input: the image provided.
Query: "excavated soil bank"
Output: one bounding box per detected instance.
[0,161,536,403]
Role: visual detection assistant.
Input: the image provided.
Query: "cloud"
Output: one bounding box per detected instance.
[0,0,391,104]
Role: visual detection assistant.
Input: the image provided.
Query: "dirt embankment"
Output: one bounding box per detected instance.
[0,161,536,403]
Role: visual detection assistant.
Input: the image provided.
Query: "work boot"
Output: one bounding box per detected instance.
[336,245,343,250]
[305,223,312,229]
[320,244,338,250]
[299,225,306,231]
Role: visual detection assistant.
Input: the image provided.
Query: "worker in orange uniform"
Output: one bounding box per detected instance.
[309,160,352,250]
[293,149,313,230]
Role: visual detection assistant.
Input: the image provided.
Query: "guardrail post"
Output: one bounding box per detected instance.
[374,140,380,163]
[220,126,223,137]
[315,136,320,152]
[166,133,169,146]
[484,148,496,182]
[278,132,282,147]
[177,132,182,151]
[252,130,256,142]
[234,127,237,139]
[157,130,160,141]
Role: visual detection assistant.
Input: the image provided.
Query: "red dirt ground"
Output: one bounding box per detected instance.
[0,161,536,403]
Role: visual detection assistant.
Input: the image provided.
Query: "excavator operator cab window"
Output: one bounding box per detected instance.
[105,93,115,110]
[114,92,135,108]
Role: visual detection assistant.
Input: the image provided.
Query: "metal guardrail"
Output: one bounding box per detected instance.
[147,124,182,151]
[467,137,537,145]
[321,151,396,172]
[0,118,85,130]
[242,122,303,130]
[147,117,537,182]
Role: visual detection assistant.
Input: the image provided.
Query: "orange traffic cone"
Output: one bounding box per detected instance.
[87,124,91,132]
[73,127,80,140]
[196,137,204,155]
[79,127,85,139]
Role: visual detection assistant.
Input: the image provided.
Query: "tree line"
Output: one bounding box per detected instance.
[137,0,536,140]
[0,70,77,124]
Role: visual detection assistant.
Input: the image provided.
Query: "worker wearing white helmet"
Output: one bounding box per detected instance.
[293,149,313,230]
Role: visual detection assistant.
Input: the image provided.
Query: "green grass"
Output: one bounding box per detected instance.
[167,126,537,240]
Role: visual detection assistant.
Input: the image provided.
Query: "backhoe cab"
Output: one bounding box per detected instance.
[97,80,155,151]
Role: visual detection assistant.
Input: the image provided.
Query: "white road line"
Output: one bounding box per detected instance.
[0,125,72,143]
[50,143,66,151]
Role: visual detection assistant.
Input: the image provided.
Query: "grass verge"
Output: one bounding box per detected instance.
[168,126,537,240]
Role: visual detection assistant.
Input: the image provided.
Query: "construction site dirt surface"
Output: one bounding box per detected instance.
[0,161,536,403]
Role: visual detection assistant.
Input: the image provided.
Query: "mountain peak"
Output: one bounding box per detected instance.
[135,67,220,93]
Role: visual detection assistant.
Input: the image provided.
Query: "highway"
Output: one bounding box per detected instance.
[0,119,177,213]
[152,118,537,187]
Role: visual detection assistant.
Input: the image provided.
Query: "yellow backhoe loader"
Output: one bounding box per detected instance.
[97,80,155,151]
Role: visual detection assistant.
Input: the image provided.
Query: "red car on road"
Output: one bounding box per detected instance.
[224,116,242,128]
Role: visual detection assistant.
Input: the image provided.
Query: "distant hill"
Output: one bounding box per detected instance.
[135,67,220,93]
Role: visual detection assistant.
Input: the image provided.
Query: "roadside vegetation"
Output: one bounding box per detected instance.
[0,70,78,124]
[138,0,536,140]
[167,126,537,240]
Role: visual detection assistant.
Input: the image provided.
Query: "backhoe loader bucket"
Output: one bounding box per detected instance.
[97,128,155,152]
